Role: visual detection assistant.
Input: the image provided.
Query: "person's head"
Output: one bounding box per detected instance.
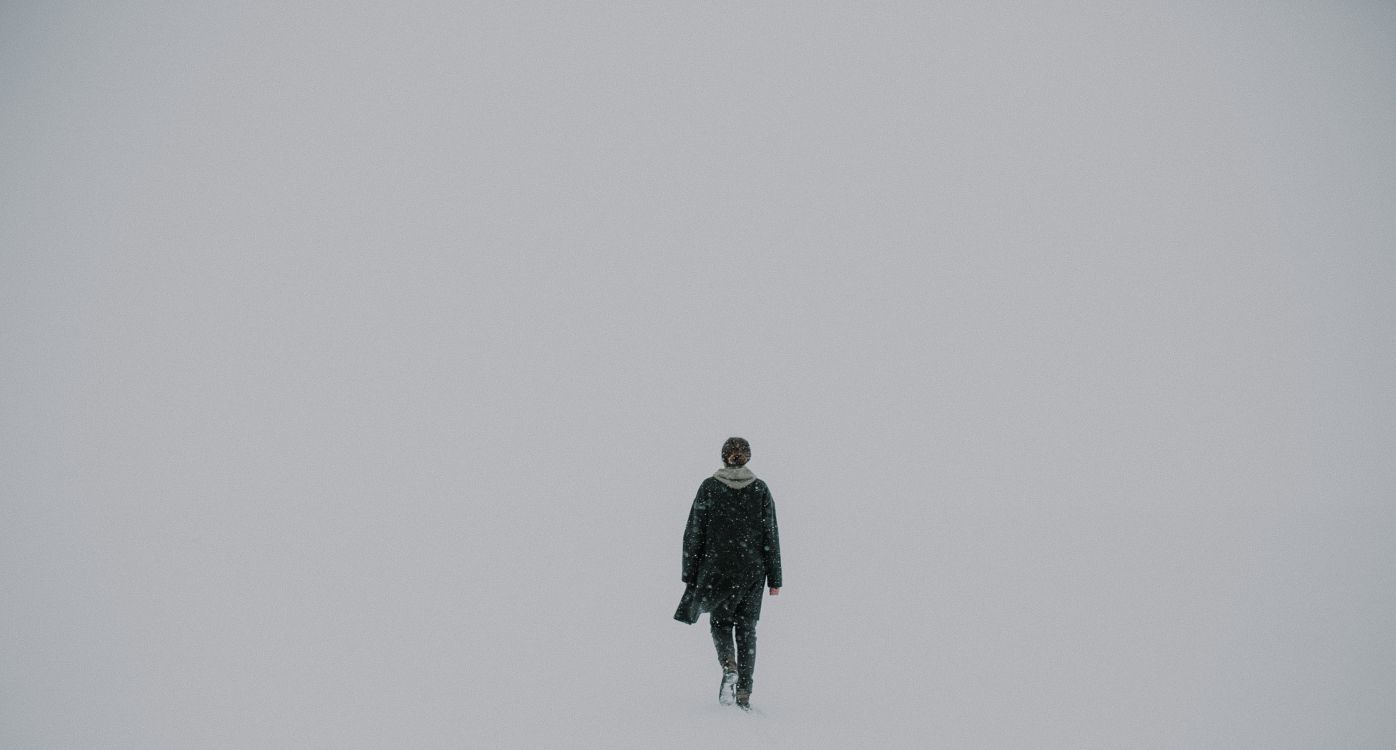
[721,437,751,467]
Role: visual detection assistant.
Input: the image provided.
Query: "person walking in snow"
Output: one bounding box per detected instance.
[674,437,782,711]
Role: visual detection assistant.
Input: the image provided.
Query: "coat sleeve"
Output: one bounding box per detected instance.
[681,482,708,584]
[762,489,782,589]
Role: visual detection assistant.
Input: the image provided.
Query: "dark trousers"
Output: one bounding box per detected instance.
[710,615,757,692]
[708,578,764,694]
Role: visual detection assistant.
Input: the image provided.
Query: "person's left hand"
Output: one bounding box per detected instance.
[769,588,780,596]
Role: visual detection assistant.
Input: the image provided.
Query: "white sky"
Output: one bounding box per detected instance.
[3,3,1394,748]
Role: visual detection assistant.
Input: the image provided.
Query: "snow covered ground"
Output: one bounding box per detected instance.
[3,3,1395,748]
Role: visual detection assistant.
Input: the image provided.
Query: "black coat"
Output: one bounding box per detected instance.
[674,475,782,624]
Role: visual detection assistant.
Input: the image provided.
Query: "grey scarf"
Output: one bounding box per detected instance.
[713,465,757,489]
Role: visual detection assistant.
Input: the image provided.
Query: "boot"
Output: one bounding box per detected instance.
[735,689,751,711]
[718,657,738,705]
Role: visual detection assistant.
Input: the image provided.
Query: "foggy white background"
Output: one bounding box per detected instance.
[3,3,1394,748]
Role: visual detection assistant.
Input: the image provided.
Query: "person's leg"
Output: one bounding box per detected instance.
[731,579,765,702]
[734,618,757,695]
[710,614,739,704]
[709,615,736,670]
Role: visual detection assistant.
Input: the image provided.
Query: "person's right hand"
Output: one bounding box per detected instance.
[769,588,780,596]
